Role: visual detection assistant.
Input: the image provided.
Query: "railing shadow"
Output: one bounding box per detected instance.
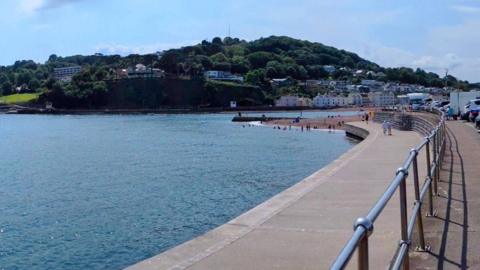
[432,128,468,270]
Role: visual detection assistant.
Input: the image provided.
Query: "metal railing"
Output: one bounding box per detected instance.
[331,110,446,270]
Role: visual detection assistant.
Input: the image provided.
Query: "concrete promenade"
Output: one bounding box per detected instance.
[128,122,427,270]
[411,121,480,269]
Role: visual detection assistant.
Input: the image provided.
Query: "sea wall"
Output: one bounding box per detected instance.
[344,123,369,140]
[373,111,442,136]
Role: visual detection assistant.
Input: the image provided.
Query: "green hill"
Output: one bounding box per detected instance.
[0,36,471,108]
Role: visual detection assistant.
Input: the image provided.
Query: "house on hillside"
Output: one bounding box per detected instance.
[127,64,164,79]
[204,70,243,82]
[368,91,396,106]
[53,66,82,82]
[270,78,294,88]
[323,65,336,74]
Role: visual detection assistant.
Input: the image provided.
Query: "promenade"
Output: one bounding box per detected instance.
[128,122,426,270]
[411,121,480,269]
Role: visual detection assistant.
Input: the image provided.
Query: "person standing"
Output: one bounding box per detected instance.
[387,120,393,135]
[365,113,369,124]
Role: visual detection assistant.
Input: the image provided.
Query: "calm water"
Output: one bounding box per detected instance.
[0,113,357,270]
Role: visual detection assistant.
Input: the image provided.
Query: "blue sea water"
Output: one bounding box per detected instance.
[0,113,357,270]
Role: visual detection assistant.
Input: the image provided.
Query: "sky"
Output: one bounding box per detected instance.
[1,0,480,82]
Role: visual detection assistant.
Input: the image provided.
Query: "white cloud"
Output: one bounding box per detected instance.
[355,42,416,68]
[19,0,86,15]
[93,41,200,56]
[19,0,45,15]
[451,5,480,13]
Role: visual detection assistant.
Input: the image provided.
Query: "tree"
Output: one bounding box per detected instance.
[245,69,266,85]
[48,54,58,62]
[1,81,13,96]
[247,52,276,69]
[16,70,34,86]
[212,37,223,45]
[0,74,9,85]
[210,52,228,63]
[28,79,40,91]
[231,56,250,74]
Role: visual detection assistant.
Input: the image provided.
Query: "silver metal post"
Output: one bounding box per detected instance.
[432,133,438,195]
[411,151,427,250]
[399,170,409,270]
[436,129,440,183]
[358,235,369,270]
[425,139,434,216]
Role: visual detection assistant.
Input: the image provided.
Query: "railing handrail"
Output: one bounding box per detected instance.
[331,109,446,270]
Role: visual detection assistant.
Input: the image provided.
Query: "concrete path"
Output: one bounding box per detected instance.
[128,122,425,270]
[411,121,480,269]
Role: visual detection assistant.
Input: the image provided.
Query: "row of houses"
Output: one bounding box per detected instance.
[299,79,450,95]
[275,91,396,108]
[204,70,244,82]
[116,64,164,79]
[53,64,166,82]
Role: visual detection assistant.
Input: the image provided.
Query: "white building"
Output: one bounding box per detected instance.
[275,95,299,107]
[274,96,312,107]
[347,93,363,106]
[323,65,336,74]
[369,91,396,106]
[205,70,244,82]
[127,64,164,79]
[297,97,312,107]
[313,94,348,108]
[330,80,348,92]
[53,66,82,82]
[361,79,385,91]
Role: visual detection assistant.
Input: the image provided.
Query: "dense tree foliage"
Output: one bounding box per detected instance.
[0,36,473,107]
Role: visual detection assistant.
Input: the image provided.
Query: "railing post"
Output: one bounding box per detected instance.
[354,217,373,270]
[425,138,434,216]
[358,235,369,270]
[411,149,428,250]
[397,168,409,270]
[436,128,441,183]
[432,132,438,194]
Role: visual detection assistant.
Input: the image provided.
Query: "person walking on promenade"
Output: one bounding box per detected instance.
[382,120,388,135]
[447,106,454,120]
[387,120,393,135]
[365,113,369,124]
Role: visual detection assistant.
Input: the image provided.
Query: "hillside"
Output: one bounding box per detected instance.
[0,36,471,108]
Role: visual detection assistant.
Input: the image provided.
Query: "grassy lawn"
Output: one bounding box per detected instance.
[0,93,40,105]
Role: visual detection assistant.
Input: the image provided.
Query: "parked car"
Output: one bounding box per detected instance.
[465,99,480,122]
[461,110,471,121]
[475,115,480,128]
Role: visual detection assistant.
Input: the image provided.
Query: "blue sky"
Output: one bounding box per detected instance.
[1,0,480,82]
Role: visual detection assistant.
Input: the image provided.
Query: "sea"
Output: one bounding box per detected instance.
[0,112,359,269]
